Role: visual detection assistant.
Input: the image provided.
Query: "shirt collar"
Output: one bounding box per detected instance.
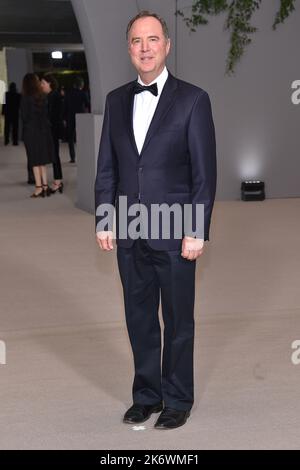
[137,66,168,96]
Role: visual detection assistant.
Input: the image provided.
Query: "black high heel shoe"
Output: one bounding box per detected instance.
[30,186,44,198]
[50,181,64,194]
[42,184,52,197]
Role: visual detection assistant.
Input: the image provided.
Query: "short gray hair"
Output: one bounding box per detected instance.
[126,10,170,41]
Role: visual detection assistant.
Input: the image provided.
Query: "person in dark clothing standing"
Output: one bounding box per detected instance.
[2,82,21,146]
[64,76,89,163]
[59,86,67,142]
[41,74,64,194]
[21,73,54,198]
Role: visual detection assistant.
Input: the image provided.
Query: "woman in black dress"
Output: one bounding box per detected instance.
[20,73,54,198]
[40,74,64,194]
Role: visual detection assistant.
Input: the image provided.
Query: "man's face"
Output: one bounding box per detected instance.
[128,16,170,82]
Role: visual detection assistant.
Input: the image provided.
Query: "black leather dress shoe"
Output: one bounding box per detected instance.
[154,407,191,430]
[123,402,163,424]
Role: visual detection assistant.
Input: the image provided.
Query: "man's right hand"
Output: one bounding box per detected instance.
[96,231,114,251]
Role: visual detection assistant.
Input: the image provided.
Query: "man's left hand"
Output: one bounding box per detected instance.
[181,236,204,261]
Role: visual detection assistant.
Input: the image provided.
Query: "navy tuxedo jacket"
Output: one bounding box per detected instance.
[95,71,217,250]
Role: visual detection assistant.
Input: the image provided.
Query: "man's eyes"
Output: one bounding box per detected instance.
[132,38,158,44]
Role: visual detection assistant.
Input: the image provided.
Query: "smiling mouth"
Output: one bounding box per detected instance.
[141,57,154,62]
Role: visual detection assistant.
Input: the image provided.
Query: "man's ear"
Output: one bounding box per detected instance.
[127,38,132,56]
[166,39,171,56]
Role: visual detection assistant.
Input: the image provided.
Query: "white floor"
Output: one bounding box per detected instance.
[0,140,300,449]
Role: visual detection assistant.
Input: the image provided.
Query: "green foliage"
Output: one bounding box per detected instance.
[176,0,228,29]
[273,0,296,29]
[226,0,261,75]
[176,0,297,75]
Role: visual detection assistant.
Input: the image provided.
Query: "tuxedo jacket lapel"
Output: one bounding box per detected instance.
[122,72,178,159]
[122,81,139,156]
[141,73,178,158]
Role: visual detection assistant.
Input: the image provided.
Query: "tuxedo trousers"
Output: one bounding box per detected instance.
[117,237,196,411]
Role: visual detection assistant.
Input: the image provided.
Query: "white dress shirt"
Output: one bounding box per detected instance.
[133,66,169,154]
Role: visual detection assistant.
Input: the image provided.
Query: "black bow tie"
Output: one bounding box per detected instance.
[133,82,158,97]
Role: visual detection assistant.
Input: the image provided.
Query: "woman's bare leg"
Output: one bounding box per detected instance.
[40,166,48,186]
[32,166,43,196]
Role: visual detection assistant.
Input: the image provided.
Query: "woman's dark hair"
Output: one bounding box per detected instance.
[22,73,42,97]
[22,73,44,106]
[42,74,58,91]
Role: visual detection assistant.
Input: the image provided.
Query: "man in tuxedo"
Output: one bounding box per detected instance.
[95,11,217,429]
